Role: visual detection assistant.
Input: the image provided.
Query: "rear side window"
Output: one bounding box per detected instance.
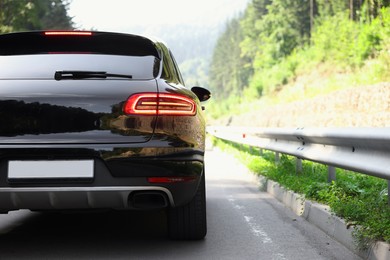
[169,50,185,85]
[0,32,161,80]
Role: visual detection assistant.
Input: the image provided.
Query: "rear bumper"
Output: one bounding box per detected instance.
[0,146,204,212]
[0,186,174,212]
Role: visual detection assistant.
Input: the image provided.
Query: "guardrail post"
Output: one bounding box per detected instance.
[328,166,336,183]
[259,148,263,156]
[296,158,302,174]
[275,152,280,164]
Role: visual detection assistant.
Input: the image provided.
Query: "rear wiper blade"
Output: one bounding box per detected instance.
[54,71,133,81]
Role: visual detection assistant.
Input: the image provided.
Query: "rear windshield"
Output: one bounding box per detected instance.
[0,54,158,80]
[0,32,160,80]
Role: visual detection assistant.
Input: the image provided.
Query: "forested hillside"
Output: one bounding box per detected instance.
[209,0,390,121]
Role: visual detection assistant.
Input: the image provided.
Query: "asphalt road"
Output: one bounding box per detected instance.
[0,147,361,259]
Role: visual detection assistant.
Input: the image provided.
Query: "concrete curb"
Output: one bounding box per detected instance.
[253,175,390,260]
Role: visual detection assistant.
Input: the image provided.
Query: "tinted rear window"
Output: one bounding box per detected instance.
[0,54,157,80]
[0,32,160,80]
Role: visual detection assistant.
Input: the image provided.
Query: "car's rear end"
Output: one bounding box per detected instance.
[0,31,208,239]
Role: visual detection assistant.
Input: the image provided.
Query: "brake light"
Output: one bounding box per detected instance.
[147,177,197,183]
[123,93,196,116]
[44,31,92,36]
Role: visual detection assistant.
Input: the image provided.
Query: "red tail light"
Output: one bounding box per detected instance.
[147,177,197,183]
[123,93,196,116]
[44,31,92,36]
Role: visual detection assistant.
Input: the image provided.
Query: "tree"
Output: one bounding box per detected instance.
[253,0,311,68]
[315,0,349,17]
[240,0,272,78]
[39,0,73,29]
[209,17,249,99]
[0,0,39,32]
[0,0,73,33]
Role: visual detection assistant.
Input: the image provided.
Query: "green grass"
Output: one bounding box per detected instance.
[212,137,390,249]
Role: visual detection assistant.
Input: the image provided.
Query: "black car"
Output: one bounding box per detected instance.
[0,31,210,240]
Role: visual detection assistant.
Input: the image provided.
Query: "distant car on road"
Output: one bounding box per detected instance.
[0,31,210,240]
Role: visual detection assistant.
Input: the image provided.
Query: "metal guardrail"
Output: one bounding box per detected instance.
[207,126,390,202]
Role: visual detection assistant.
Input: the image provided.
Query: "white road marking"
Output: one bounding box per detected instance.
[243,215,272,243]
[227,195,288,259]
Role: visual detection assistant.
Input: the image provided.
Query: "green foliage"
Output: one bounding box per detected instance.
[310,8,388,67]
[212,137,390,247]
[315,0,349,17]
[206,94,244,119]
[0,0,37,32]
[210,0,311,103]
[209,17,251,99]
[311,13,357,65]
[208,1,390,120]
[0,0,73,33]
[240,0,271,59]
[252,0,311,69]
[250,51,300,95]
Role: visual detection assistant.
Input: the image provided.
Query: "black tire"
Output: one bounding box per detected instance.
[168,171,207,240]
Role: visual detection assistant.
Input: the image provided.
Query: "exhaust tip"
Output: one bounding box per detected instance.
[129,191,168,210]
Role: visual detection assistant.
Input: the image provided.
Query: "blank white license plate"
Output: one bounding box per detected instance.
[8,160,94,179]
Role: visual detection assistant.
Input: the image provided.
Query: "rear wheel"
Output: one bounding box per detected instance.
[168,171,207,240]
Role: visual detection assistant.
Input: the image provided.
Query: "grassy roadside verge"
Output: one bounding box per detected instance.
[211,137,390,249]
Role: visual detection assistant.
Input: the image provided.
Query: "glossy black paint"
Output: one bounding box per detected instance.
[191,86,211,102]
[0,31,210,210]
[0,80,158,143]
